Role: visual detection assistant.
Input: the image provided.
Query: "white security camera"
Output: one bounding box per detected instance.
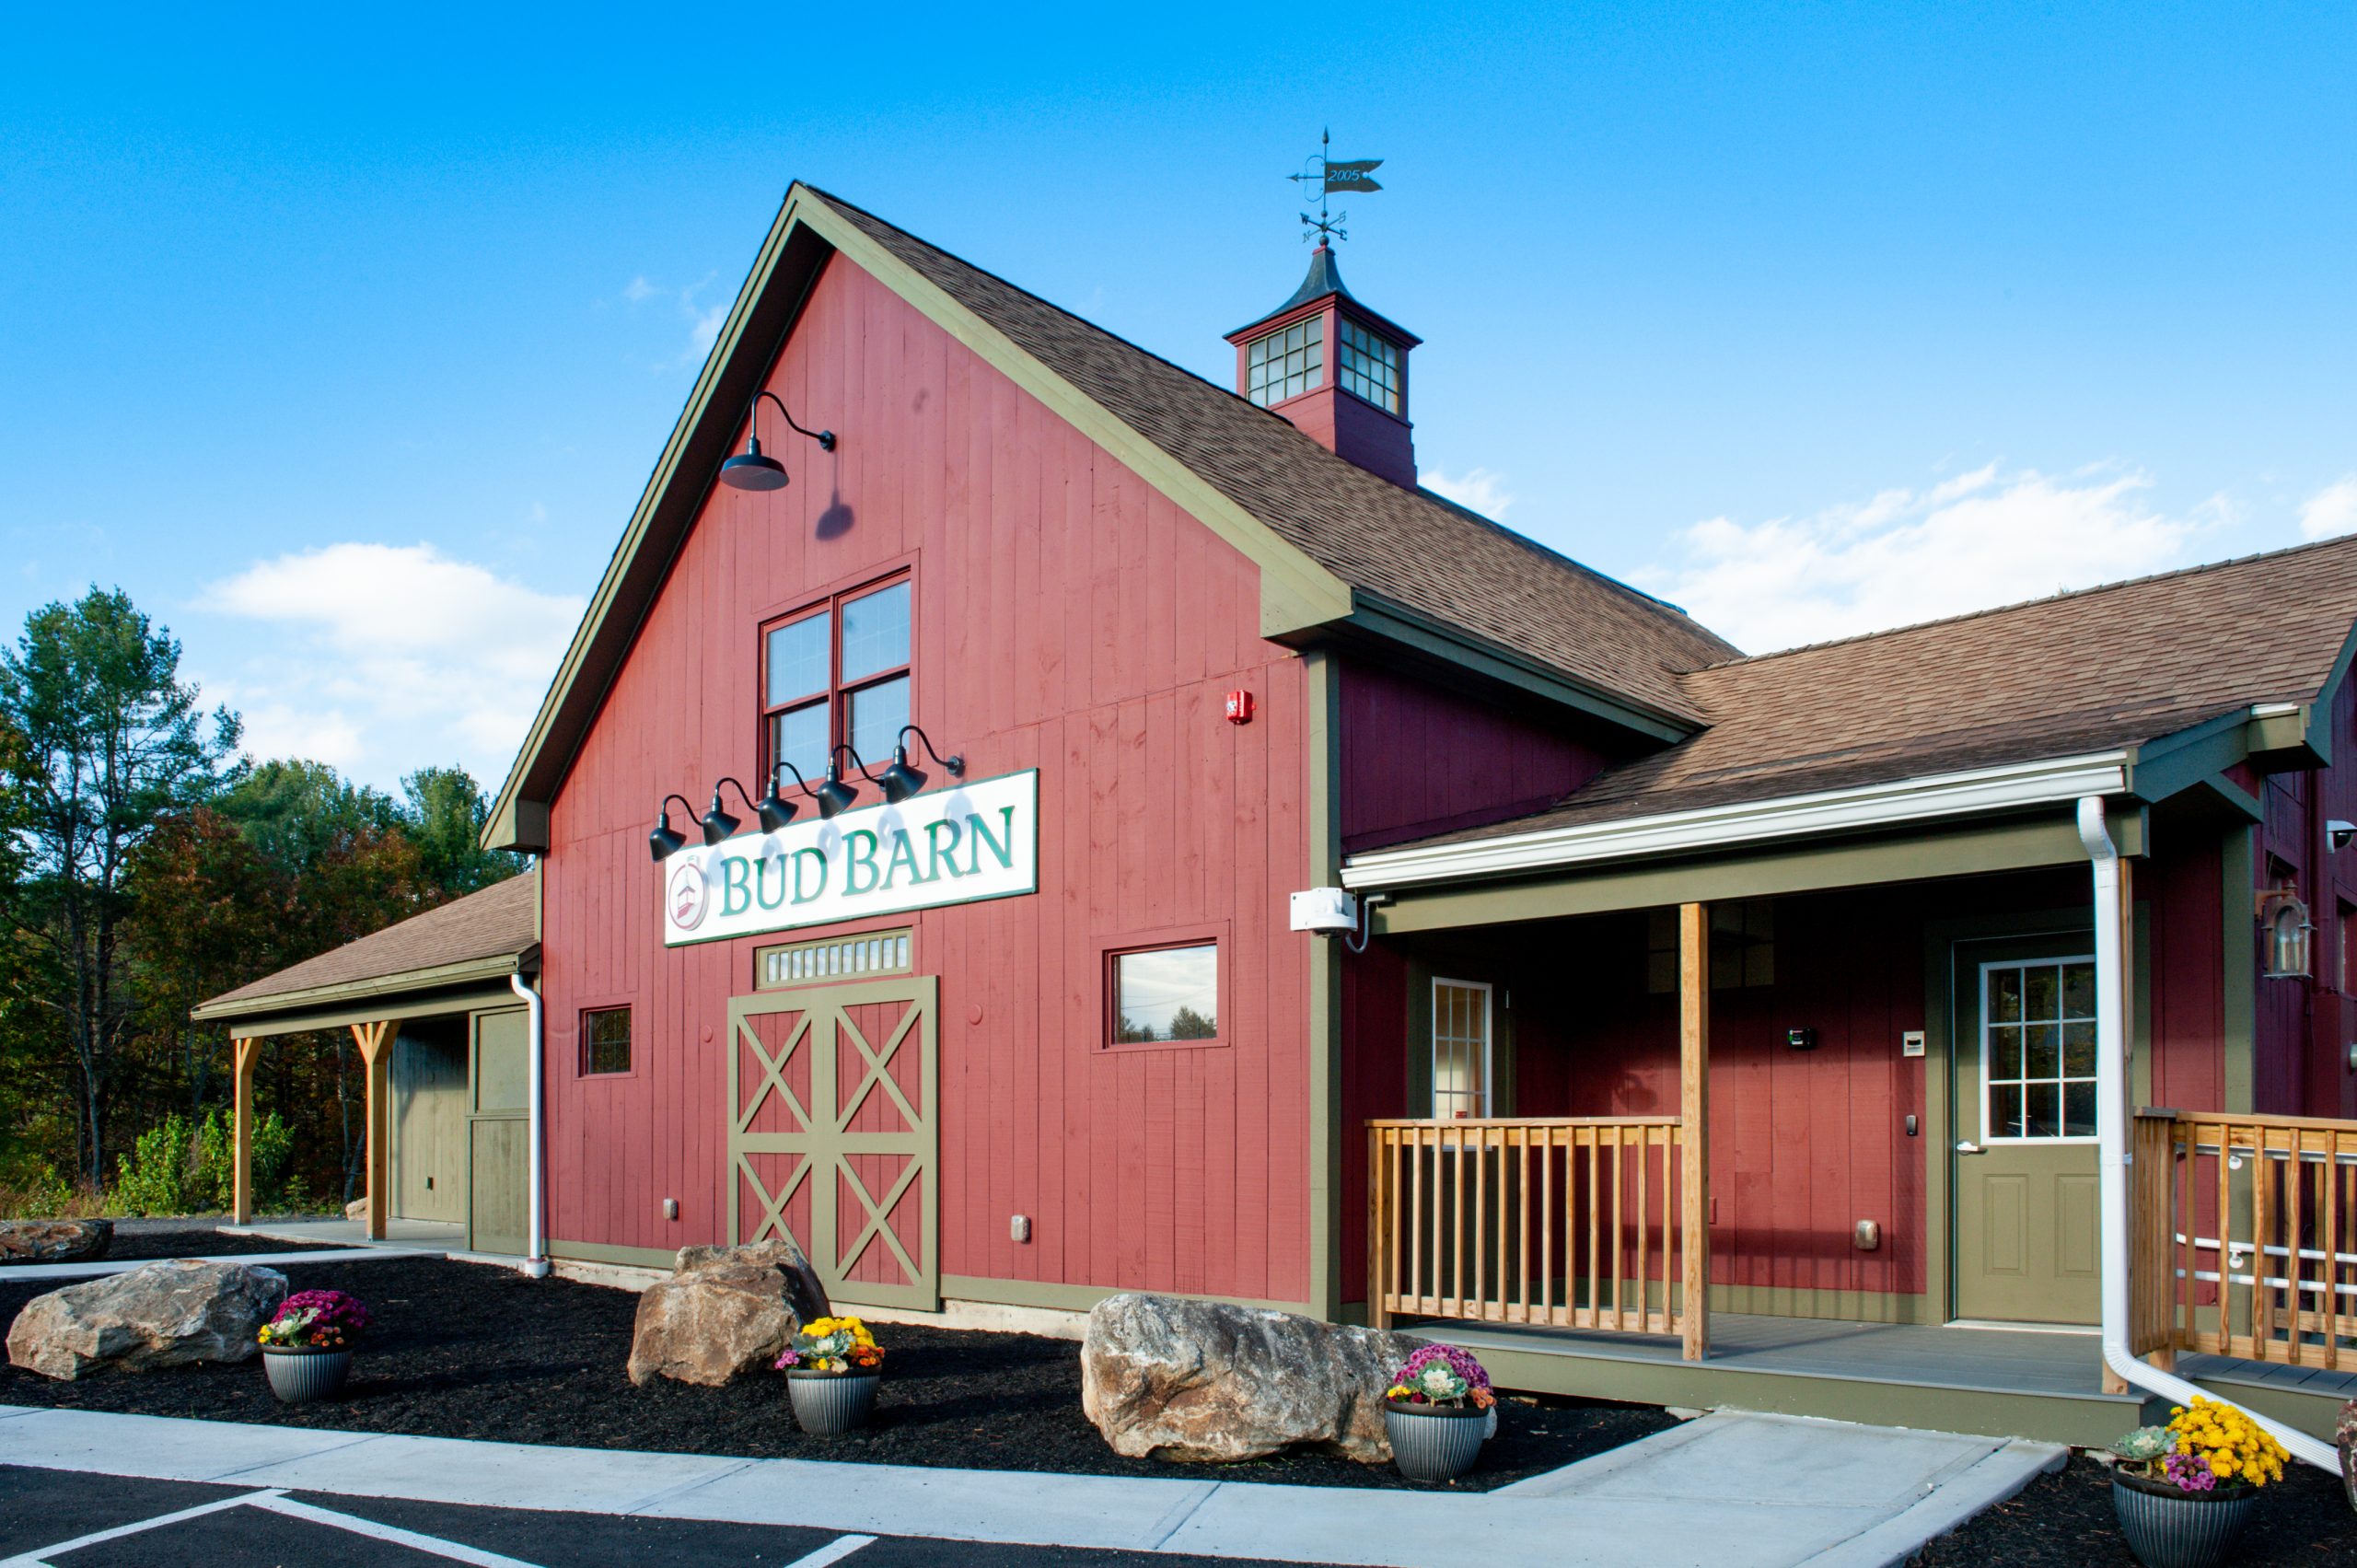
[2331,819,2357,852]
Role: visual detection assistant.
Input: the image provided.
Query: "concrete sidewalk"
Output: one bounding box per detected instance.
[0,1404,2064,1567]
[3,1249,436,1283]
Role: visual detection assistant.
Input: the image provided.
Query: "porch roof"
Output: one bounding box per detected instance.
[191,873,537,1033]
[1351,532,2357,889]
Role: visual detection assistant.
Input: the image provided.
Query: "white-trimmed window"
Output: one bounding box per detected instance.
[1981,957,2097,1141]
[1431,979,1492,1120]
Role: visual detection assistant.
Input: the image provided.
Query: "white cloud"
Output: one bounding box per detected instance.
[621,273,729,366]
[1420,465,1515,517]
[198,543,583,787]
[1637,463,2205,655]
[2299,475,2357,540]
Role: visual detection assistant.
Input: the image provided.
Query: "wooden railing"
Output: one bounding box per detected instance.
[2133,1109,2357,1371]
[1367,1117,1704,1358]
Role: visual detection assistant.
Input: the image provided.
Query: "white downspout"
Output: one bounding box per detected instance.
[2077,796,2333,1471]
[511,970,551,1279]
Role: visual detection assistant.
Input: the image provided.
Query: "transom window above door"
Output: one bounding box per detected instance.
[1982,957,2097,1141]
[762,576,911,786]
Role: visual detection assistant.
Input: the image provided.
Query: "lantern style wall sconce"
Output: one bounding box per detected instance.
[2259,888,2313,979]
[646,731,967,859]
[719,389,836,493]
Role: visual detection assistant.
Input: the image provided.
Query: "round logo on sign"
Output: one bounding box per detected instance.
[668,859,710,932]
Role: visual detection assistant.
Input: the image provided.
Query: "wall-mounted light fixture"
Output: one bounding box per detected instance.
[878,726,965,803]
[648,794,697,862]
[719,389,836,493]
[756,762,817,832]
[2260,888,2313,979]
[813,746,874,819]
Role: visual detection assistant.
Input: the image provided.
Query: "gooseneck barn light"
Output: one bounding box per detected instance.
[705,778,783,846]
[879,726,966,803]
[719,389,837,493]
[647,795,698,862]
[813,746,881,819]
[757,761,818,832]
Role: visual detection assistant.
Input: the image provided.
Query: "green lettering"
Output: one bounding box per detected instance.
[792,847,829,903]
[720,854,752,917]
[924,819,965,881]
[843,830,881,895]
[754,852,790,911]
[965,806,1016,875]
[882,828,926,889]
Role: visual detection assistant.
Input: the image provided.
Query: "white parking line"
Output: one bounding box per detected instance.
[251,1494,548,1566]
[781,1538,878,1568]
[0,1489,285,1566]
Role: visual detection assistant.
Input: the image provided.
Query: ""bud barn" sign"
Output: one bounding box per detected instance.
[661,770,1038,947]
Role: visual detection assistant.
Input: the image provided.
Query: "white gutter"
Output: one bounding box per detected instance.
[510,970,551,1279]
[1343,751,2131,891]
[2078,796,2333,1472]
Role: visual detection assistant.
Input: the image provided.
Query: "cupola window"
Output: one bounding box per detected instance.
[1339,317,1402,413]
[1246,317,1322,406]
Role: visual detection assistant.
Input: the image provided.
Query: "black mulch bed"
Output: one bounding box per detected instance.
[0,1256,1674,1491]
[1917,1452,2357,1566]
[99,1228,346,1262]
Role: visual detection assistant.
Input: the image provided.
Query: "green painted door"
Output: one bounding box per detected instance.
[727,976,937,1310]
[466,1008,529,1256]
[1952,947,2102,1324]
[391,1020,468,1223]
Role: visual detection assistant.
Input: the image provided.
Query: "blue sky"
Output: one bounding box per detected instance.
[3,5,2351,789]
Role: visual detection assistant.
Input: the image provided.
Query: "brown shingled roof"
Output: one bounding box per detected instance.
[807,189,1741,723]
[197,873,537,1016]
[1388,532,2357,850]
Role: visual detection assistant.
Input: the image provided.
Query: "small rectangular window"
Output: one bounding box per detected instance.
[1109,942,1219,1044]
[1339,317,1402,413]
[1981,958,2098,1141]
[757,928,913,988]
[580,1007,632,1076]
[1647,900,1774,993]
[1432,979,1492,1119]
[1246,317,1324,407]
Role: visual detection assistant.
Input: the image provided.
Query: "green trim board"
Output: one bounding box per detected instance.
[1373,812,2141,935]
[1305,650,1344,1323]
[549,1238,679,1271]
[205,985,526,1041]
[193,955,530,1026]
[934,1274,1315,1318]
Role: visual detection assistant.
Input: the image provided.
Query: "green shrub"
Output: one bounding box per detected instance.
[0,1162,78,1220]
[110,1114,196,1215]
[109,1108,296,1215]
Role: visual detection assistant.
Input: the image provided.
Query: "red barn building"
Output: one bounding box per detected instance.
[202,185,2357,1451]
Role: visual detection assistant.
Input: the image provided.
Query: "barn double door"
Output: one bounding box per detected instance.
[726,976,938,1309]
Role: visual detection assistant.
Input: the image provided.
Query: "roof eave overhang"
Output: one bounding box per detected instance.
[192,947,538,1029]
[1341,750,2134,893]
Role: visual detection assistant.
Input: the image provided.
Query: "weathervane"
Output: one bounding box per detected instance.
[1287,128,1384,245]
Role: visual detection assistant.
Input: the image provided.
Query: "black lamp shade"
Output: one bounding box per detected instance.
[700,792,741,845]
[648,813,687,862]
[719,436,790,493]
[814,768,859,819]
[878,750,925,803]
[756,783,797,832]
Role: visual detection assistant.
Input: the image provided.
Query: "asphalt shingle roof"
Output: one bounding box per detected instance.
[1392,533,2357,851]
[199,873,536,1015]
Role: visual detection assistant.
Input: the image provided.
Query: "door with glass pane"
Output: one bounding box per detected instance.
[1952,949,2102,1324]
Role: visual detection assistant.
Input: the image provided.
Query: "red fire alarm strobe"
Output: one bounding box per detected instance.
[1225,690,1254,724]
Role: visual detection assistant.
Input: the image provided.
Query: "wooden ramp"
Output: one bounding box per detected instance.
[1426,1312,2357,1447]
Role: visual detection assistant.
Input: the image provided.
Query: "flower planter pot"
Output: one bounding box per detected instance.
[786,1369,879,1434]
[1384,1399,1486,1482]
[2110,1470,2258,1568]
[261,1344,353,1406]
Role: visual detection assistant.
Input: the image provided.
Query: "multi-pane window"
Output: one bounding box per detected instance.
[1246,317,1323,406]
[1983,958,2097,1140]
[1339,317,1402,413]
[762,577,911,787]
[1431,979,1492,1119]
[1109,942,1219,1044]
[1645,900,1774,993]
[580,1006,631,1076]
[759,928,912,988]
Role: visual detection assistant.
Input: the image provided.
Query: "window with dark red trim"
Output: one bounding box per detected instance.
[580,1006,632,1076]
[761,575,911,787]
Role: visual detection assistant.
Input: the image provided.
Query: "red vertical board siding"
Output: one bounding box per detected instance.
[540,255,1313,1305]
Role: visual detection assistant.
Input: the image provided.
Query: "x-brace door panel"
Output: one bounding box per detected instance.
[726,975,938,1310]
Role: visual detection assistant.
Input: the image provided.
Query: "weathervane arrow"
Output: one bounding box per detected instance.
[1287,132,1386,243]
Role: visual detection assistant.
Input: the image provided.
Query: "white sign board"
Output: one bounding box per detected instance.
[662,770,1038,947]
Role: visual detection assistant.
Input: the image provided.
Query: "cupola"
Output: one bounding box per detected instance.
[1225,244,1422,489]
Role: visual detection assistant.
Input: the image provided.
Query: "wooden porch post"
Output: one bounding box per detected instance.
[231,1037,258,1225]
[352,1020,394,1241]
[1679,902,1711,1361]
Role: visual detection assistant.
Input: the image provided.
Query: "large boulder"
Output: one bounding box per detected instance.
[6,1260,288,1380]
[1081,1293,1428,1463]
[0,1219,112,1265]
[625,1237,832,1388]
